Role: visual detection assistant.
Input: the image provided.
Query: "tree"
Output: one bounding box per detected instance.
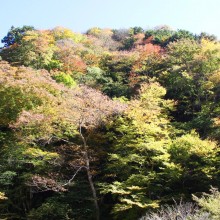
[168,133,219,193]
[165,29,195,44]
[1,29,55,69]
[160,38,220,136]
[58,86,125,220]
[99,52,137,98]
[1,25,35,47]
[77,66,109,89]
[0,61,125,219]
[100,82,173,219]
[130,26,144,35]
[54,39,87,73]
[18,30,56,69]
[196,32,218,42]
[145,28,174,47]
[0,61,64,218]
[87,27,120,51]
[112,29,130,42]
[52,26,86,43]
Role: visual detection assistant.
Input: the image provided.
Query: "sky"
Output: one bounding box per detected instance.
[0,0,219,45]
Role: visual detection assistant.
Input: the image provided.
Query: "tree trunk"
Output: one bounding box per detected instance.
[79,126,100,220]
[85,150,100,220]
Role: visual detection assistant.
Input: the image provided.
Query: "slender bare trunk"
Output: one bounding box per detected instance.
[79,125,100,220]
[85,150,100,220]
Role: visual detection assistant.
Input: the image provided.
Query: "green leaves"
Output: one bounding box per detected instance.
[53,72,77,88]
[100,83,172,217]
[0,171,17,186]
[0,25,220,219]
[168,133,219,194]
[193,187,220,220]
[22,148,59,167]
[1,25,35,47]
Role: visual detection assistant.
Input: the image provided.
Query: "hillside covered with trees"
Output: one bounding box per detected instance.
[0,25,220,220]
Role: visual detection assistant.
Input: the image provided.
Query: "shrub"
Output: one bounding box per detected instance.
[140,201,211,220]
[193,187,220,220]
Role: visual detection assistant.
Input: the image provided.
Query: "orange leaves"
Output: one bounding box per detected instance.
[69,56,87,73]
[133,33,145,46]
[134,43,162,57]
[128,71,139,87]
[82,53,101,66]
[54,39,87,73]
[132,43,163,73]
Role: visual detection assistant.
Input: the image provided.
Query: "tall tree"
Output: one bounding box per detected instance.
[100,82,173,219]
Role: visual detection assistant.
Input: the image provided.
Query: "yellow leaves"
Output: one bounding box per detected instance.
[201,167,216,178]
[22,148,59,167]
[20,30,56,68]
[87,27,113,38]
[201,81,214,90]
[0,192,7,200]
[52,26,86,43]
[128,83,164,120]
[23,148,58,160]
[209,71,220,85]
[53,27,74,39]
[103,182,131,195]
[189,135,216,156]
[109,153,121,161]
[23,30,55,45]
[200,38,220,55]
[134,82,167,110]
[213,117,220,126]
[113,203,132,212]
[168,38,200,63]
[181,71,192,79]
[141,140,170,154]
[23,30,38,41]
[87,27,102,36]
[126,186,143,190]
[126,82,171,141]
[112,184,160,211]
[120,198,159,209]
[171,132,217,157]
[108,182,160,213]
[194,39,220,73]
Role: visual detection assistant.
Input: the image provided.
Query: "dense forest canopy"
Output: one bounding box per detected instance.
[0,25,220,220]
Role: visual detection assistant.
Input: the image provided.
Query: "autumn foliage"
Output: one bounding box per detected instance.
[0,25,220,220]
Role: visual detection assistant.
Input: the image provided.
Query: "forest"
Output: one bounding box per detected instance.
[0,25,220,220]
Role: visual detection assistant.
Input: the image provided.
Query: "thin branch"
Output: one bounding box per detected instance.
[62,166,87,186]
